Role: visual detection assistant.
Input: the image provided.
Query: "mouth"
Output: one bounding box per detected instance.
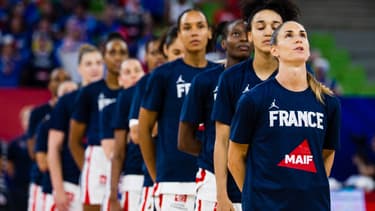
[238,44,251,51]
[294,46,305,52]
[263,39,271,45]
[190,40,201,45]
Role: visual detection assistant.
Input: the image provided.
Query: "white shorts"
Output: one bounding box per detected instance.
[153,182,196,211]
[80,146,110,205]
[139,186,155,211]
[102,174,144,211]
[27,183,43,211]
[53,182,82,211]
[195,168,242,211]
[42,193,55,211]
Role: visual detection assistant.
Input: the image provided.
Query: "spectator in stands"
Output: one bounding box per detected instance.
[0,34,25,87]
[348,135,375,191]
[57,17,85,83]
[26,30,60,87]
[167,0,194,24]
[5,105,33,211]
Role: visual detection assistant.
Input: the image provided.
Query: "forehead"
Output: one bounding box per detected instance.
[122,60,141,69]
[252,9,282,24]
[228,21,246,32]
[280,22,306,32]
[105,39,127,51]
[180,11,207,24]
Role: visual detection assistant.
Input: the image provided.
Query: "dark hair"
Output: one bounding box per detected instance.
[270,23,283,46]
[241,0,300,30]
[213,20,246,44]
[104,32,126,46]
[159,25,179,56]
[176,8,209,31]
[145,36,160,53]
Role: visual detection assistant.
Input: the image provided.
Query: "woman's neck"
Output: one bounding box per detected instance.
[276,62,308,92]
[253,50,278,80]
[183,50,207,68]
[105,70,120,90]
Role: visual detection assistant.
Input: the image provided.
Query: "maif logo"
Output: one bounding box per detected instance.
[277,139,317,173]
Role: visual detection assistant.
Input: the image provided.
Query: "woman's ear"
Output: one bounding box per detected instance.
[270,45,279,58]
[208,27,212,40]
[247,31,252,42]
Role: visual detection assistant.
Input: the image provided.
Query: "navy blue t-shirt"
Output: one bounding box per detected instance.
[142,58,218,182]
[27,103,52,139]
[35,117,53,194]
[127,75,155,187]
[72,79,120,146]
[212,58,277,125]
[230,78,341,210]
[111,87,143,176]
[7,134,32,190]
[28,103,52,186]
[180,65,241,202]
[49,90,81,184]
[129,74,150,120]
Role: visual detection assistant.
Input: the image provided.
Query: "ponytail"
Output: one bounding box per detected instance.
[307,72,333,104]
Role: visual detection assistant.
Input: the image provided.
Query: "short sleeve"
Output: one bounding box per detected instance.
[180,75,205,123]
[230,94,257,144]
[100,103,115,139]
[323,97,341,150]
[211,73,234,125]
[26,109,39,139]
[141,69,165,112]
[129,76,147,120]
[35,121,49,153]
[50,97,69,132]
[112,90,132,131]
[71,88,90,123]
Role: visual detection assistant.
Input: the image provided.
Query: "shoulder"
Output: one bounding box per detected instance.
[195,65,224,83]
[222,58,251,78]
[324,94,341,112]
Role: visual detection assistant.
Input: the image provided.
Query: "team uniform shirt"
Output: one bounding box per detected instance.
[27,103,53,186]
[34,117,53,194]
[49,90,81,185]
[72,79,120,146]
[142,58,218,183]
[128,74,154,187]
[230,78,341,210]
[180,64,241,202]
[212,58,277,125]
[111,87,143,175]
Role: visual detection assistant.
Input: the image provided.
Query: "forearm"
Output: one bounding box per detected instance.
[48,148,65,194]
[35,153,48,172]
[101,139,115,160]
[227,153,246,192]
[27,138,36,160]
[214,136,229,198]
[110,130,126,197]
[138,108,157,181]
[177,122,201,156]
[322,149,335,176]
[68,120,86,170]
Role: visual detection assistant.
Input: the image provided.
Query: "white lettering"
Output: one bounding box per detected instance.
[269,111,278,127]
[177,83,191,98]
[285,154,313,164]
[269,110,324,129]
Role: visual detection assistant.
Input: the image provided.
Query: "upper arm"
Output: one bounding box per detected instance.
[71,88,90,123]
[48,129,64,152]
[212,74,233,125]
[228,141,249,162]
[323,97,341,150]
[141,70,165,112]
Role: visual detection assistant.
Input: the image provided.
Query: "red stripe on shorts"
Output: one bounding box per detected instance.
[141,187,149,211]
[84,147,94,205]
[197,199,202,211]
[196,169,206,183]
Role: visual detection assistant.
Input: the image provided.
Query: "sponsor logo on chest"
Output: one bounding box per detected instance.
[268,99,324,129]
[176,75,191,98]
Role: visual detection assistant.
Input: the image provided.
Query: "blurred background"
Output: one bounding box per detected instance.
[0,0,374,210]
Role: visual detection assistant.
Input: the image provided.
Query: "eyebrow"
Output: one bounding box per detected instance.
[255,20,281,24]
[284,30,306,33]
[182,21,206,25]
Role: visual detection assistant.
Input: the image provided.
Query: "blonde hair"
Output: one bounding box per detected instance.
[307,72,333,104]
[78,44,100,64]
